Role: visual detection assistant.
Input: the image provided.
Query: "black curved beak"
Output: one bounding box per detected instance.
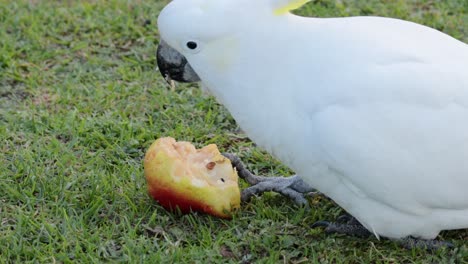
[156,40,200,83]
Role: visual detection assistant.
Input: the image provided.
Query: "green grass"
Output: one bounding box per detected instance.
[0,0,467,262]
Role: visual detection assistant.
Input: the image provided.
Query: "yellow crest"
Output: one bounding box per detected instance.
[273,0,310,15]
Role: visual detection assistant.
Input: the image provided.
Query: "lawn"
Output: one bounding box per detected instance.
[0,0,467,262]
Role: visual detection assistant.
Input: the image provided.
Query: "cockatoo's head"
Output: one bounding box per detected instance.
[156,0,309,83]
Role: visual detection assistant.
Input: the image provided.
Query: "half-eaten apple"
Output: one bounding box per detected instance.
[144,137,240,218]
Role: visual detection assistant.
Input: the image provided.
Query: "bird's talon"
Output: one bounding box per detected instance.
[311,220,331,229]
[335,214,362,225]
[398,237,455,250]
[240,190,256,202]
[222,153,314,206]
[336,214,353,223]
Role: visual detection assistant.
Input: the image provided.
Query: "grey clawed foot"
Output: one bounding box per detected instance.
[240,176,311,206]
[312,214,454,250]
[395,237,454,251]
[222,153,316,206]
[311,215,371,238]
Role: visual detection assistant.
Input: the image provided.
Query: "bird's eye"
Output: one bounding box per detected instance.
[183,39,202,54]
[186,41,198,50]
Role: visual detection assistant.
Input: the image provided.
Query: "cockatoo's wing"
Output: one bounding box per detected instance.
[289,17,468,238]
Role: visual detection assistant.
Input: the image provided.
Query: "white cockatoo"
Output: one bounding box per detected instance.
[156,0,468,248]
